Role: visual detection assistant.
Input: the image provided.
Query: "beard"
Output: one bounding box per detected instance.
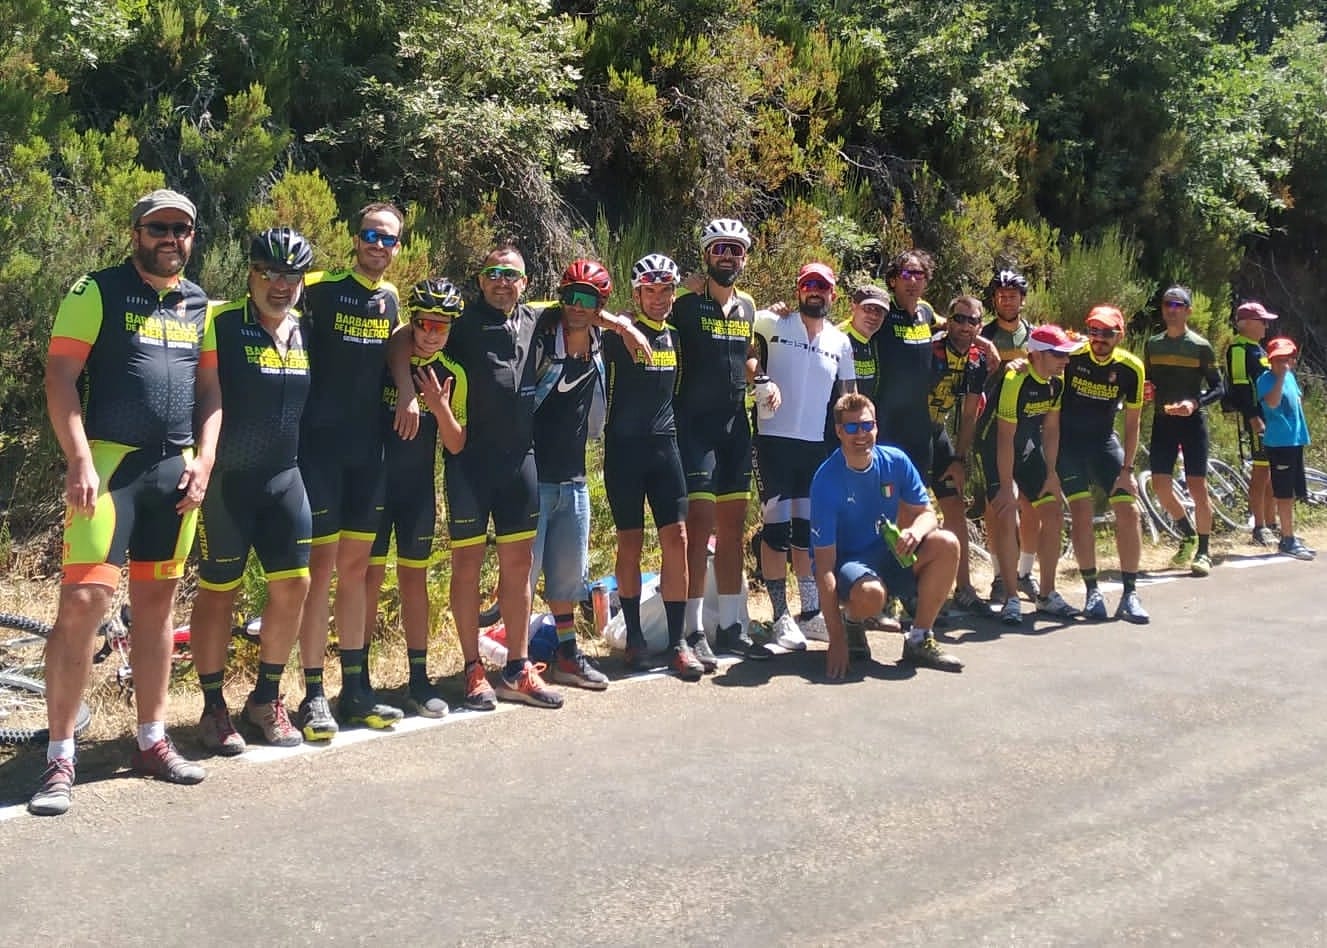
[707,262,740,287]
[799,300,829,319]
[134,242,187,278]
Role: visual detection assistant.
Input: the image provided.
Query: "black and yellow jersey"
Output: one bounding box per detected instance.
[670,287,756,417]
[380,349,467,474]
[1224,334,1269,421]
[928,333,991,430]
[1143,328,1224,412]
[977,365,1063,448]
[209,297,309,473]
[870,299,937,436]
[1059,347,1145,444]
[48,259,214,450]
[604,315,678,439]
[843,323,877,396]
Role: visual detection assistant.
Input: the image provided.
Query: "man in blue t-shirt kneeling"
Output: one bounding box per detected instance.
[811,392,964,679]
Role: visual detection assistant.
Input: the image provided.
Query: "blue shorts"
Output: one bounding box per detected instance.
[531,481,591,603]
[835,543,918,601]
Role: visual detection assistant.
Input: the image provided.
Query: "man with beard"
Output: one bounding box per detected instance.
[672,218,771,660]
[32,189,219,816]
[750,263,855,649]
[295,202,415,740]
[1044,306,1150,623]
[191,229,317,754]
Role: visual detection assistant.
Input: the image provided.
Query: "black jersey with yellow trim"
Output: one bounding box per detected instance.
[1060,346,1144,444]
[380,349,467,473]
[928,333,991,429]
[1224,335,1269,421]
[977,365,1063,448]
[670,287,756,416]
[870,298,938,432]
[604,315,678,439]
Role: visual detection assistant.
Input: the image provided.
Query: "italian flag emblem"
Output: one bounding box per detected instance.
[881,484,893,499]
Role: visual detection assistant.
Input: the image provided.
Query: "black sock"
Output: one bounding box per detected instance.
[1081,568,1098,592]
[554,613,578,658]
[503,657,527,681]
[199,671,226,712]
[1176,516,1196,538]
[252,662,283,705]
[339,648,366,698]
[303,667,325,701]
[407,648,430,690]
[664,600,685,648]
[360,640,372,691]
[1122,571,1138,593]
[621,595,644,649]
[1197,533,1210,557]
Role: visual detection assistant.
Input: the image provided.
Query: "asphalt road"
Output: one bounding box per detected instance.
[2,552,1325,945]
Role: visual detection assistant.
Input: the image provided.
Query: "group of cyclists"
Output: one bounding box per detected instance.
[24,189,1315,817]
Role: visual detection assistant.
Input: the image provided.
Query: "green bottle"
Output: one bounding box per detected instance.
[878,517,917,566]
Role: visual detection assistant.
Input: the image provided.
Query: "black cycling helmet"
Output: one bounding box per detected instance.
[410,278,464,316]
[988,269,1029,296]
[250,227,314,272]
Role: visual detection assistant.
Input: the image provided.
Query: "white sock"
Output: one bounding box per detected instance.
[1018,553,1036,576]
[684,598,704,636]
[718,593,744,628]
[907,626,929,644]
[48,738,76,762]
[797,575,819,614]
[137,721,166,751]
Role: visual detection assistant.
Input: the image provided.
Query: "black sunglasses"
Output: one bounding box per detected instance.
[138,221,194,239]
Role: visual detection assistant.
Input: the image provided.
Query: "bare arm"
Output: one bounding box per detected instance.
[815,543,849,680]
[45,353,97,516]
[387,326,420,439]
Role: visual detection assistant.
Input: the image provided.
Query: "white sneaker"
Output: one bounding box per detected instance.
[1036,590,1080,618]
[771,613,807,651]
[797,612,829,642]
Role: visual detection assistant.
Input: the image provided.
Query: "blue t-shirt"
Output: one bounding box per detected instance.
[810,444,929,563]
[1256,370,1310,448]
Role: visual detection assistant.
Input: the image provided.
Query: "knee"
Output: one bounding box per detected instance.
[849,579,887,615]
[762,521,791,553]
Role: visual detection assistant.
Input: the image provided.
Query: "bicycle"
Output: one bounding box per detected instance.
[1135,446,1244,540]
[96,604,262,701]
[0,612,95,746]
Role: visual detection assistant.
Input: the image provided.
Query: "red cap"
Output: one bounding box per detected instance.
[797,262,837,288]
[1085,305,1124,331]
[1027,324,1086,354]
[1266,337,1298,359]
[1235,301,1278,322]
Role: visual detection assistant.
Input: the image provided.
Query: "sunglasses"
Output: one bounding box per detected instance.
[138,221,194,239]
[254,267,303,286]
[897,268,927,280]
[635,271,676,286]
[480,265,526,282]
[708,242,746,258]
[1163,300,1188,309]
[358,228,400,248]
[841,420,876,434]
[948,313,982,326]
[560,289,601,309]
[412,316,452,332]
[799,278,833,292]
[1086,327,1119,338]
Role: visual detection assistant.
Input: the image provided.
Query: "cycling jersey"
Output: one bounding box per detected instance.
[844,324,877,395]
[49,260,214,451]
[379,350,468,474]
[1059,346,1145,445]
[300,269,399,452]
[444,296,540,467]
[751,311,854,442]
[603,315,678,439]
[670,287,756,416]
[928,333,991,430]
[977,367,1062,506]
[1143,328,1224,412]
[209,298,310,473]
[531,316,605,483]
[869,299,938,470]
[980,318,1031,365]
[1225,335,1269,422]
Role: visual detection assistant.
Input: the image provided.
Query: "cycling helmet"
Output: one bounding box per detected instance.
[250,227,314,272]
[409,278,464,316]
[559,259,613,301]
[989,269,1029,295]
[631,253,680,288]
[700,218,752,250]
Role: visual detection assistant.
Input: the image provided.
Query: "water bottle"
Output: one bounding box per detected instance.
[754,374,777,421]
[879,517,917,566]
[477,623,508,666]
[591,582,611,634]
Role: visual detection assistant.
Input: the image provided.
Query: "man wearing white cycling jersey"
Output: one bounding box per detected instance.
[749,263,856,649]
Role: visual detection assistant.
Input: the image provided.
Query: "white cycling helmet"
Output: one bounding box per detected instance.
[631,253,680,288]
[700,218,752,250]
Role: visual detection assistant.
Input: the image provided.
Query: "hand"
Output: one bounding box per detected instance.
[622,322,654,363]
[1041,471,1062,500]
[1164,399,1195,417]
[175,454,213,513]
[393,384,421,440]
[415,366,450,416]
[65,454,99,517]
[762,381,782,414]
[1007,357,1028,374]
[826,636,849,680]
[768,300,790,317]
[896,526,925,559]
[1251,416,1265,435]
[682,272,706,294]
[1112,470,1136,496]
[942,460,966,494]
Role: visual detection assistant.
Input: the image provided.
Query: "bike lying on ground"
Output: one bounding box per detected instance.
[0,612,94,746]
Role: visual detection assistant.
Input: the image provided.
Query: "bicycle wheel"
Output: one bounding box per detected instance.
[1137,472,1183,540]
[1204,459,1247,532]
[1303,467,1327,507]
[965,517,991,563]
[0,672,92,746]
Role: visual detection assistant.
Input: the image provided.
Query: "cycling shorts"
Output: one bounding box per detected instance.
[879,414,933,481]
[603,435,688,531]
[1149,412,1209,479]
[929,427,961,500]
[299,430,385,544]
[369,464,438,568]
[753,435,828,506]
[1266,445,1307,501]
[979,441,1056,508]
[61,441,197,588]
[1243,418,1268,466]
[1057,435,1134,505]
[197,466,312,591]
[676,407,752,503]
[445,450,539,546]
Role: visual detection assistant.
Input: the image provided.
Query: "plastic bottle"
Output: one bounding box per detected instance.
[477,623,508,666]
[879,517,918,566]
[754,374,777,421]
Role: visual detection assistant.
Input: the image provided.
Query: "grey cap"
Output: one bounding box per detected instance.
[131,189,197,227]
[1162,285,1192,306]
[852,285,890,307]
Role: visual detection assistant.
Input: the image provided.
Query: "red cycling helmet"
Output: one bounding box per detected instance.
[559,259,613,302]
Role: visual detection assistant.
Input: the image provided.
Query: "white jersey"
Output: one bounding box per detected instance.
[753,310,855,442]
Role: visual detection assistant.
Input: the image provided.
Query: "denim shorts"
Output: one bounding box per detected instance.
[531,480,591,603]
